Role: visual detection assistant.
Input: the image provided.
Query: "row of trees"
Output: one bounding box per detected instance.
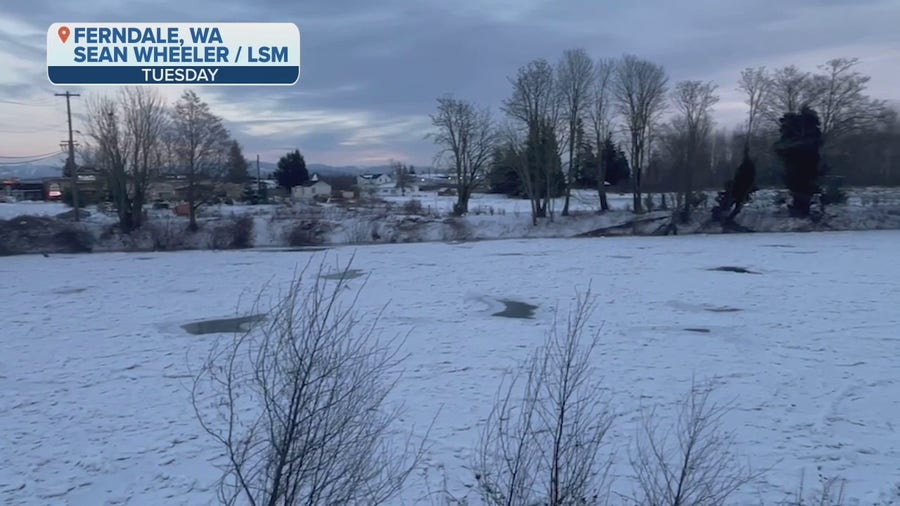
[427,51,672,222]
[82,88,255,232]
[428,52,896,223]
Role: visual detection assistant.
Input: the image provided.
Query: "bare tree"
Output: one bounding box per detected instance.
[502,58,563,222]
[475,289,615,506]
[171,89,230,231]
[556,48,595,216]
[737,67,772,153]
[670,80,719,222]
[191,259,428,506]
[613,54,669,213]
[390,159,413,196]
[84,87,167,232]
[428,95,495,215]
[630,379,757,506]
[475,346,543,506]
[764,65,814,123]
[810,58,888,146]
[589,58,616,211]
[155,122,179,178]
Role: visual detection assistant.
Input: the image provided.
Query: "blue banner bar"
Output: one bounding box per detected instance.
[48,65,300,85]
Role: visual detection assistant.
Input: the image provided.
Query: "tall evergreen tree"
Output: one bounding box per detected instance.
[488,145,523,196]
[274,149,309,190]
[573,119,598,188]
[774,106,824,217]
[601,135,631,186]
[526,120,565,202]
[225,140,250,183]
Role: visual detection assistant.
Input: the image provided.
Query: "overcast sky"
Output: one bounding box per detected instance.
[1,0,898,166]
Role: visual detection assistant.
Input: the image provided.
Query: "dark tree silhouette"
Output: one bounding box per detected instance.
[775,106,824,217]
[225,140,249,184]
[712,148,758,226]
[274,149,309,190]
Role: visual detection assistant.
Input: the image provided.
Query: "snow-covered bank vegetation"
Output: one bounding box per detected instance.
[3,187,900,256]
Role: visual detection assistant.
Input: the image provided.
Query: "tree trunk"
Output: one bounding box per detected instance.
[562,137,575,216]
[188,167,198,231]
[132,188,144,230]
[546,150,554,222]
[632,174,641,214]
[632,134,643,214]
[681,145,695,223]
[453,187,470,216]
[598,152,609,212]
[598,187,609,212]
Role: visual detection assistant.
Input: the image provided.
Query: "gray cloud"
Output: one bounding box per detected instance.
[1,0,898,165]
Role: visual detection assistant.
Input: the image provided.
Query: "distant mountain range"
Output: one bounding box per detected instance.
[0,161,66,181]
[1,161,437,181]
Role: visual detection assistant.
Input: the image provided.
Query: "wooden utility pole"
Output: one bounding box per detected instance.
[56,91,80,221]
[256,154,261,198]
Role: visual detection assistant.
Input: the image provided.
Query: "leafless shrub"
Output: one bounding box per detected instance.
[344,219,373,244]
[286,221,327,246]
[207,216,254,250]
[419,466,471,506]
[781,470,847,506]
[474,289,615,506]
[230,215,254,249]
[191,259,428,506]
[629,379,758,506]
[147,217,188,251]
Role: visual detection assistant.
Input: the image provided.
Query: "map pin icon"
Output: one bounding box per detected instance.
[58,26,70,43]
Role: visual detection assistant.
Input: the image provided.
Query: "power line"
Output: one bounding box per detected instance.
[0,99,56,107]
[0,153,63,165]
[0,151,63,159]
[0,127,67,134]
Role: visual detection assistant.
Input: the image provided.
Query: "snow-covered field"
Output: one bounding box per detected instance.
[2,231,899,505]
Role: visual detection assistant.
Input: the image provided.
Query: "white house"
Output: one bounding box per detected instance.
[357,173,392,187]
[291,180,332,202]
[356,173,420,196]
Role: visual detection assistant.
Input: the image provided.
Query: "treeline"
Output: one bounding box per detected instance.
[428,52,899,223]
[77,88,324,233]
[79,88,254,232]
[647,60,899,191]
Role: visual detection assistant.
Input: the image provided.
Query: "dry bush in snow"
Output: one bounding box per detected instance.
[474,289,616,506]
[208,216,254,250]
[780,470,847,506]
[343,219,374,244]
[146,217,188,251]
[628,379,759,506]
[191,259,428,506]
